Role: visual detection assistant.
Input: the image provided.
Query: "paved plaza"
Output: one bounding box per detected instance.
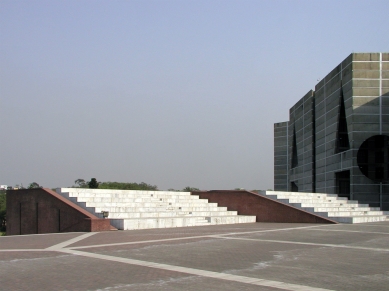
[1,222,389,291]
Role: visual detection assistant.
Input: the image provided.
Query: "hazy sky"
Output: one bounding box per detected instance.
[1,0,388,190]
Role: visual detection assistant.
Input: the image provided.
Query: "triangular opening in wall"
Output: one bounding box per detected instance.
[291,182,298,192]
[291,126,298,168]
[336,83,350,153]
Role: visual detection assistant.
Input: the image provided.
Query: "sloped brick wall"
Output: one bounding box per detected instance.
[194,190,337,224]
[6,188,112,235]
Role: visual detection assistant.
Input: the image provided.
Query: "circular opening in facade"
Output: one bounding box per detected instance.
[357,135,389,182]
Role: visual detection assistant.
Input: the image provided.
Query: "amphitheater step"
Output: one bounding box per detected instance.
[109,215,256,230]
[106,210,238,218]
[260,190,389,224]
[57,188,256,230]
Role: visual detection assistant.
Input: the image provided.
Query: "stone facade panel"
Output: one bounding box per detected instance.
[274,52,389,209]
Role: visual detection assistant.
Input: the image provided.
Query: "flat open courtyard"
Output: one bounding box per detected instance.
[1,222,389,291]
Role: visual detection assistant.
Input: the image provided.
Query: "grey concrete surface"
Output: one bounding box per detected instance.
[274,52,389,211]
[1,222,388,291]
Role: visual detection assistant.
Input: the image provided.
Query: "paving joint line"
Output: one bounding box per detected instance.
[0,225,343,252]
[58,248,334,291]
[0,231,91,238]
[66,225,330,250]
[0,249,51,252]
[304,229,389,235]
[66,234,220,250]
[343,223,389,227]
[2,224,386,290]
[214,236,389,252]
[213,224,335,237]
[46,232,97,250]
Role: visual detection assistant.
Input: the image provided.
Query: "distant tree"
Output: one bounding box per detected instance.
[182,187,200,192]
[88,178,99,189]
[74,179,87,188]
[73,180,159,190]
[98,181,158,191]
[28,182,41,189]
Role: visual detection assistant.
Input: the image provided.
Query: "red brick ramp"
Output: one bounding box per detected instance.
[193,190,337,224]
[6,188,114,235]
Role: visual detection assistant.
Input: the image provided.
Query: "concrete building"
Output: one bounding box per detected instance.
[274,53,389,210]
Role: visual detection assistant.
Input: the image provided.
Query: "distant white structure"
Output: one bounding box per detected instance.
[0,185,7,190]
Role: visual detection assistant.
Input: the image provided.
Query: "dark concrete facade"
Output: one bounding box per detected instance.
[6,188,112,235]
[274,52,389,210]
[274,122,289,191]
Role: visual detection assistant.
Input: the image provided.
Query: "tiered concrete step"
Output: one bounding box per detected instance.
[260,191,389,223]
[57,188,256,230]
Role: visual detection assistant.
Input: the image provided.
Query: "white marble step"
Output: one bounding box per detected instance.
[92,206,229,212]
[66,194,202,200]
[265,194,350,203]
[275,197,348,204]
[82,201,219,208]
[333,216,389,223]
[62,189,194,197]
[107,210,238,218]
[67,196,217,207]
[302,206,381,212]
[318,210,387,217]
[260,190,389,224]
[109,217,209,230]
[268,193,353,200]
[110,215,256,230]
[291,202,369,208]
[57,188,256,230]
[68,197,205,203]
[75,202,226,216]
[270,193,345,199]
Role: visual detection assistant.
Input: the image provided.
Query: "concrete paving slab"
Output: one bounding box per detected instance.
[314,222,389,233]
[232,228,389,248]
[231,247,389,291]
[1,222,388,291]
[66,223,282,248]
[0,251,70,263]
[0,252,190,291]
[79,239,320,273]
[0,232,87,249]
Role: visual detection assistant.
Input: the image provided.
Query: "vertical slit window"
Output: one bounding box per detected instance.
[291,182,298,192]
[291,127,298,168]
[336,83,350,153]
[336,170,350,199]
